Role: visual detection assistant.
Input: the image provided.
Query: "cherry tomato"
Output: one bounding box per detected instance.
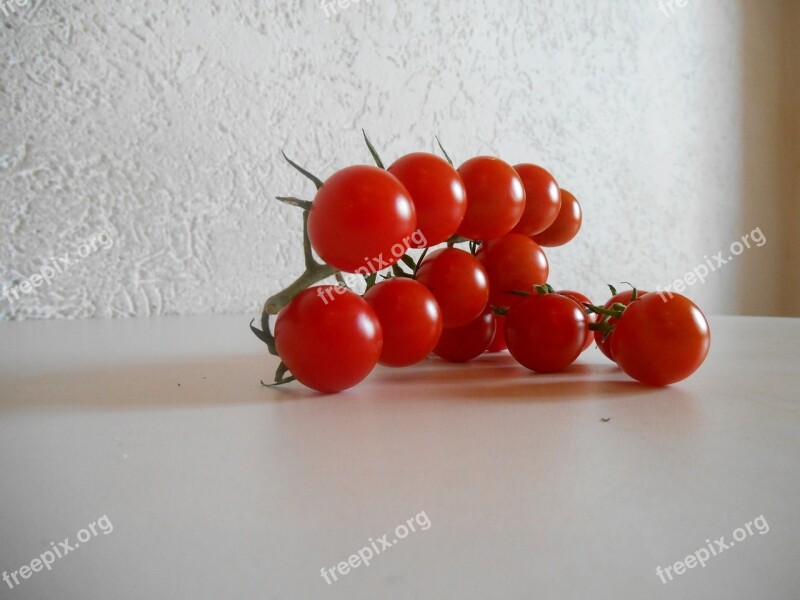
[415,248,489,327]
[511,164,562,236]
[364,278,443,367]
[274,286,383,393]
[611,293,710,386]
[505,292,588,373]
[433,308,496,363]
[475,233,549,308]
[308,165,417,273]
[532,188,582,247]
[594,289,649,361]
[387,152,466,247]
[486,314,507,352]
[456,156,526,241]
[557,290,596,352]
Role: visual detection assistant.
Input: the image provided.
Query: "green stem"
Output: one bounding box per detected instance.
[435,135,454,166]
[260,207,338,327]
[445,234,471,247]
[362,130,385,169]
[261,262,338,323]
[413,247,429,276]
[276,196,312,210]
[584,304,624,318]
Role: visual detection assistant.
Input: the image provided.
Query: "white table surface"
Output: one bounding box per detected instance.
[0,314,798,599]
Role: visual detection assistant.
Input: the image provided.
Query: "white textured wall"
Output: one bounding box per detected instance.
[0,0,794,319]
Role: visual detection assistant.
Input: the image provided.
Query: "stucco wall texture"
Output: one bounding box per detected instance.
[0,0,795,319]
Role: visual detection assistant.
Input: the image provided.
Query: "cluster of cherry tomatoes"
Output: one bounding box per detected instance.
[255,136,710,394]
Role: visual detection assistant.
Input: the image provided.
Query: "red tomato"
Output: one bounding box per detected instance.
[308,166,417,273]
[594,289,649,361]
[475,233,549,308]
[433,308,496,363]
[557,290,596,352]
[456,156,526,241]
[511,164,562,236]
[415,248,489,327]
[486,314,507,352]
[532,189,582,247]
[387,152,466,247]
[505,293,588,373]
[274,286,383,393]
[364,278,443,367]
[611,293,710,386]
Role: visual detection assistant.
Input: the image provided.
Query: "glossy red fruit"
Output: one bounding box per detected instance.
[387,152,467,247]
[433,308,496,363]
[364,278,443,367]
[486,314,507,353]
[274,286,383,393]
[611,293,710,386]
[456,156,526,241]
[511,164,562,236]
[532,189,582,247]
[557,290,596,352]
[415,248,489,327]
[475,233,549,308]
[505,293,588,373]
[308,165,417,273]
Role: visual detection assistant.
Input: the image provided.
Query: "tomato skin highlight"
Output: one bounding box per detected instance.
[364,278,443,367]
[387,152,467,247]
[504,293,588,373]
[486,314,507,353]
[594,289,649,361]
[433,308,496,363]
[476,233,549,309]
[611,293,710,386]
[556,290,596,352]
[415,248,489,328]
[511,164,562,236]
[274,286,383,393]
[308,165,417,273]
[532,189,582,247]
[456,156,526,241]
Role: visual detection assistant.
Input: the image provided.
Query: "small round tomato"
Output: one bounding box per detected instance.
[486,314,507,352]
[557,290,596,352]
[475,233,549,308]
[611,293,710,386]
[308,165,416,273]
[456,156,526,241]
[274,286,383,393]
[511,164,562,236]
[387,152,466,247]
[505,292,588,373]
[433,308,496,363]
[415,248,489,327]
[531,188,582,247]
[594,289,649,361]
[364,278,443,367]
